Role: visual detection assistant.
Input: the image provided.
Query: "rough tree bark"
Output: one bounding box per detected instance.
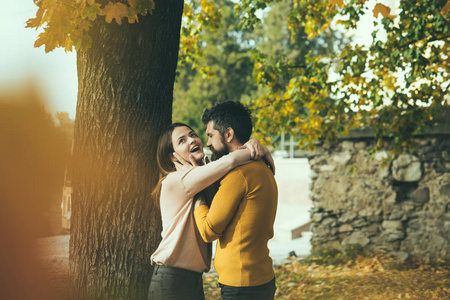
[70,1,184,299]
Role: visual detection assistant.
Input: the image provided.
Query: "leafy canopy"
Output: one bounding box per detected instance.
[173,0,346,147]
[246,0,450,152]
[26,0,221,54]
[27,0,157,52]
[28,0,450,152]
[173,0,259,142]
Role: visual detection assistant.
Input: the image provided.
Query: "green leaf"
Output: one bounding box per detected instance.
[135,0,155,15]
[73,34,93,52]
[81,3,102,21]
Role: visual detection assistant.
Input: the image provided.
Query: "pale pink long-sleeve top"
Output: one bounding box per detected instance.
[151,149,251,273]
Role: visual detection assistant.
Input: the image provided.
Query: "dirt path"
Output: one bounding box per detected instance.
[35,234,70,298]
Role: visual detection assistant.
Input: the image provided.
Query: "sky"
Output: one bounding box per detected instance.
[0,0,390,121]
[0,1,78,118]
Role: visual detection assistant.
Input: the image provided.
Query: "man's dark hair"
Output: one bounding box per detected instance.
[202,101,253,144]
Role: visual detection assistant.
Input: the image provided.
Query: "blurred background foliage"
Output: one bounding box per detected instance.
[27,0,450,151]
[174,0,346,145]
[174,0,450,152]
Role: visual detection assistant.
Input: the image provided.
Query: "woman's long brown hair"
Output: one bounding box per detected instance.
[151,123,194,208]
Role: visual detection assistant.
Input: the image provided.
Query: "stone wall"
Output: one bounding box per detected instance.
[308,125,450,260]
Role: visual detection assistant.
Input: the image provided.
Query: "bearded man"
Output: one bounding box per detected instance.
[194,101,278,300]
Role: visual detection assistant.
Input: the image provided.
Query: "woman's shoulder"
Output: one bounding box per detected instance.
[162,170,192,188]
[161,171,192,200]
[162,172,180,185]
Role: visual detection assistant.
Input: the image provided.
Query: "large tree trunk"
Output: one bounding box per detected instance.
[70,1,184,299]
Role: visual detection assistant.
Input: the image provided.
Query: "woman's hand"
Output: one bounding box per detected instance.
[239,138,276,175]
[241,137,264,159]
[172,152,200,172]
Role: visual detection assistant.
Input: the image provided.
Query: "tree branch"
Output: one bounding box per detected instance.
[399,33,450,49]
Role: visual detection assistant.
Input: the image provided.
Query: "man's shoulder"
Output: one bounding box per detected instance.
[242,159,269,170]
[227,160,269,176]
[218,161,255,182]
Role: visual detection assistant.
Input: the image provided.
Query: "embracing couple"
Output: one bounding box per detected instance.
[148,101,278,300]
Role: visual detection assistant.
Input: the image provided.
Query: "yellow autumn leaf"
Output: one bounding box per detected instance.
[373,3,395,19]
[64,36,73,52]
[102,2,129,25]
[329,0,344,9]
[127,13,138,24]
[441,1,450,15]
[76,0,96,8]
[307,32,319,40]
[77,0,86,9]
[127,2,139,24]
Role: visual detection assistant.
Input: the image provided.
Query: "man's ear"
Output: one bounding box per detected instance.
[224,127,235,143]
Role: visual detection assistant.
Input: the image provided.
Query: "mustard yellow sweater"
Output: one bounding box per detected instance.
[194,160,278,287]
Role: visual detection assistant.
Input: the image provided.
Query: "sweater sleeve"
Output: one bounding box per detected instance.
[194,169,247,242]
[165,149,251,198]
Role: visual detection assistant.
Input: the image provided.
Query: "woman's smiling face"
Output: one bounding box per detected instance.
[171,126,204,164]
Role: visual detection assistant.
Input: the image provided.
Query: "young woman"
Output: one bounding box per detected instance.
[148,122,274,300]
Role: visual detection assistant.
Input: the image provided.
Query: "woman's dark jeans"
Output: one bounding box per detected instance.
[219,277,276,300]
[148,264,205,300]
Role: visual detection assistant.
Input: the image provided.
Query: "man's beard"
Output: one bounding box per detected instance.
[210,135,229,161]
[211,146,229,161]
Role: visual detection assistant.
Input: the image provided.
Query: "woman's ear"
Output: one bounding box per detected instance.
[170,153,177,163]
